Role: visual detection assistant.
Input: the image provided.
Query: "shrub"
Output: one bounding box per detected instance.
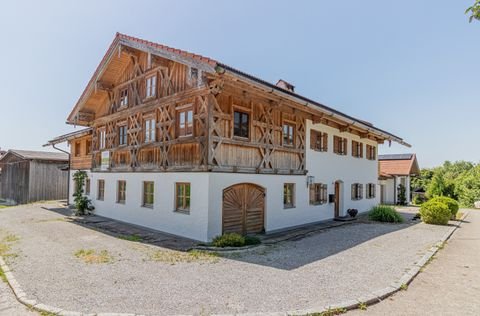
[430,196,459,219]
[419,201,451,225]
[211,233,261,247]
[368,205,404,223]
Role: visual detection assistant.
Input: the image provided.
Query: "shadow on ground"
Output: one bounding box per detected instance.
[38,205,437,270]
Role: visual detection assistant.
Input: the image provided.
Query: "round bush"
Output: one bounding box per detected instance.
[419,201,451,225]
[430,196,459,219]
[368,205,404,223]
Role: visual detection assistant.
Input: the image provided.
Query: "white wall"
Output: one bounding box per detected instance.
[80,172,211,241]
[305,120,380,213]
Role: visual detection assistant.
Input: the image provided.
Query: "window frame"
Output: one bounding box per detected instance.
[116,180,126,204]
[74,141,81,157]
[85,139,92,155]
[145,75,157,98]
[98,128,106,150]
[333,136,348,155]
[351,183,363,200]
[310,130,328,152]
[118,124,128,146]
[175,182,191,213]
[366,183,376,199]
[309,183,328,205]
[97,179,105,201]
[233,109,250,140]
[177,105,194,138]
[366,144,377,160]
[119,88,129,107]
[352,140,364,158]
[144,117,156,143]
[283,183,296,209]
[142,181,154,208]
[282,121,296,147]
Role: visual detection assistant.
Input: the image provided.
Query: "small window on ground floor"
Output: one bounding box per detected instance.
[366,183,376,199]
[143,181,154,208]
[351,183,363,200]
[283,183,295,208]
[117,180,126,204]
[97,179,105,200]
[310,183,328,205]
[175,182,191,213]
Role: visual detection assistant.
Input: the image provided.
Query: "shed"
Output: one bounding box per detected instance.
[0,149,69,204]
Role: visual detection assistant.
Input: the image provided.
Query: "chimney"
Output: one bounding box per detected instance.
[276,79,295,92]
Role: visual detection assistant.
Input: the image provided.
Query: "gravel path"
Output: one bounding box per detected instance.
[348,210,480,316]
[0,203,454,315]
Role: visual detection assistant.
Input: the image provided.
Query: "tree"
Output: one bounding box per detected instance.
[397,184,407,205]
[466,0,480,22]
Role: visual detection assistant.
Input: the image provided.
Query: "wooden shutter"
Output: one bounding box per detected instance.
[359,184,363,199]
[343,138,348,155]
[310,130,317,150]
[309,184,315,204]
[334,136,339,153]
[351,184,355,200]
[322,133,328,151]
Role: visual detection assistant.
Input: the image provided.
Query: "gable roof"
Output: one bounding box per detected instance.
[379,153,420,176]
[1,149,68,162]
[68,33,410,147]
[44,128,93,146]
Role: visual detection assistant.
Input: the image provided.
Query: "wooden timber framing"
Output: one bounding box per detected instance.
[64,33,409,175]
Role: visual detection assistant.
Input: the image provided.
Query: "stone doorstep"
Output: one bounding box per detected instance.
[0,211,469,316]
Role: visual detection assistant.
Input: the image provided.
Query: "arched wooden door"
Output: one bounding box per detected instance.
[222,183,265,235]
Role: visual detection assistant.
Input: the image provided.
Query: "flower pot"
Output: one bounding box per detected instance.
[347,208,358,218]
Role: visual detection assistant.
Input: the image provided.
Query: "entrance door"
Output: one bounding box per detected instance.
[334,182,340,218]
[222,183,265,235]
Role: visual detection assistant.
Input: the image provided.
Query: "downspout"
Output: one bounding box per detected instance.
[52,144,71,206]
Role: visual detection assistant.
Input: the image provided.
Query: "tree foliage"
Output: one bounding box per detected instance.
[412,161,479,207]
[466,0,480,22]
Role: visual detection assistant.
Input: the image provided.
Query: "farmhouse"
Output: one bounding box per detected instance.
[47,33,409,242]
[0,149,69,204]
[378,153,420,205]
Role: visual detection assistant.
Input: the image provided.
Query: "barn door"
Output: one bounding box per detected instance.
[222,183,265,235]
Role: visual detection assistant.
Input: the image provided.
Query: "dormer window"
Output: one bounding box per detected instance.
[146,75,157,98]
[119,88,128,107]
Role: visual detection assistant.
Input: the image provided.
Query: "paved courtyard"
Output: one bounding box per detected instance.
[0,203,455,315]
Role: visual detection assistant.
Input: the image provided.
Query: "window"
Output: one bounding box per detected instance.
[190,67,199,86]
[175,183,191,213]
[86,139,92,155]
[283,123,295,146]
[283,183,295,208]
[366,145,377,160]
[74,141,81,157]
[333,136,348,155]
[144,118,156,142]
[366,183,376,199]
[351,183,363,200]
[352,141,363,158]
[118,125,127,146]
[97,179,105,200]
[119,88,128,107]
[310,183,328,205]
[143,181,154,208]
[310,130,328,152]
[99,129,106,150]
[117,180,126,204]
[146,75,157,98]
[178,108,193,137]
[233,111,249,138]
[85,178,90,195]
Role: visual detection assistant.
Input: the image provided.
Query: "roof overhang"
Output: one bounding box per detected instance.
[44,128,93,147]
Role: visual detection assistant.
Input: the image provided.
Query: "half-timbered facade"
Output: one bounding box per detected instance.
[47,33,409,241]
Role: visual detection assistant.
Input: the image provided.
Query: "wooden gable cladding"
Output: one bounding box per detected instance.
[69,135,92,170]
[208,85,307,174]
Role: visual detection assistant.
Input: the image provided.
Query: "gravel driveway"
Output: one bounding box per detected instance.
[0,203,453,315]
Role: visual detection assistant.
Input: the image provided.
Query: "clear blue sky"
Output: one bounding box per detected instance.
[0,0,478,168]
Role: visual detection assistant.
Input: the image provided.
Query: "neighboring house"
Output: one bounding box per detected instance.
[378,153,420,205]
[47,33,409,242]
[0,149,69,204]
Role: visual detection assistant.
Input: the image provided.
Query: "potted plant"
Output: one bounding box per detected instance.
[347,208,358,218]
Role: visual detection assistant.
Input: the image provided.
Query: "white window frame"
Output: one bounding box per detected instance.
[146,75,157,98]
[144,118,156,142]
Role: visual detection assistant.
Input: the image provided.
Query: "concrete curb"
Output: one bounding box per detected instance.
[0,212,468,316]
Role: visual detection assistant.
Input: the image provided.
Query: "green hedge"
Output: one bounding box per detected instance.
[368,205,404,223]
[430,196,459,219]
[211,233,261,248]
[419,201,451,225]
